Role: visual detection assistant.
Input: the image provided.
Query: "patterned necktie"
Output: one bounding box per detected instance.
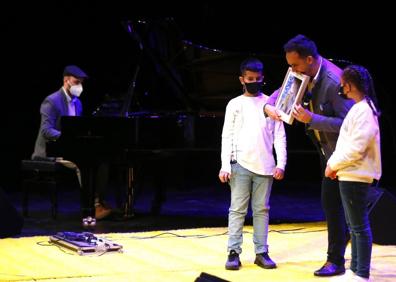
[307,80,321,142]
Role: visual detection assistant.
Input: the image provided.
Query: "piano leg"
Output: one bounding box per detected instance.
[124,167,135,218]
[151,176,166,215]
[80,167,95,219]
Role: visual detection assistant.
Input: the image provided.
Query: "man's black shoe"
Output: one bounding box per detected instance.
[225,250,241,270]
[254,252,277,269]
[314,261,345,276]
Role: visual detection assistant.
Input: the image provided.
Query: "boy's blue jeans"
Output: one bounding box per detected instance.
[227,162,273,254]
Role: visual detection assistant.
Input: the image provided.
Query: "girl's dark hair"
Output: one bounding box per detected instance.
[342,65,381,116]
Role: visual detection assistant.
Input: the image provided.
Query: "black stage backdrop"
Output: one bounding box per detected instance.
[3,4,395,190]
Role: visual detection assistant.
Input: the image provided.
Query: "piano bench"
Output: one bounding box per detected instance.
[20,159,63,219]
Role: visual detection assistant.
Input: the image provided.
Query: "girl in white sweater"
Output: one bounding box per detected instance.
[325,65,381,281]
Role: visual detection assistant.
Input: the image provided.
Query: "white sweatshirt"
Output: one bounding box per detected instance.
[327,100,381,183]
[220,93,287,175]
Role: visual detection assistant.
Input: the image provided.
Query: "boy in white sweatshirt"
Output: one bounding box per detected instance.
[325,65,381,281]
[219,58,287,270]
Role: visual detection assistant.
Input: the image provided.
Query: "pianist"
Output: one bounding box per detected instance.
[31,65,111,223]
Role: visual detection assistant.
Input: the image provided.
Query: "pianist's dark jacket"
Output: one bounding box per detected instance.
[32,88,83,159]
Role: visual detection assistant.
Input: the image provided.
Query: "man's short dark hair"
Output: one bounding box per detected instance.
[283,34,319,59]
[240,58,264,75]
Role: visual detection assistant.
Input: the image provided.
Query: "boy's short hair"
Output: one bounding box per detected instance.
[283,34,318,59]
[240,58,264,75]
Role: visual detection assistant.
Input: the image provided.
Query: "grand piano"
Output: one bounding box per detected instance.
[49,18,252,218]
[56,111,224,218]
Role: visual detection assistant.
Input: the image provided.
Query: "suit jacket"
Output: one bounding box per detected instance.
[32,88,83,159]
[268,58,354,161]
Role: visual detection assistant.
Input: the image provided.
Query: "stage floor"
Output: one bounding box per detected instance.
[0,223,395,282]
[8,181,326,236]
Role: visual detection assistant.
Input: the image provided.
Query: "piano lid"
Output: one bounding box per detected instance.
[90,18,286,118]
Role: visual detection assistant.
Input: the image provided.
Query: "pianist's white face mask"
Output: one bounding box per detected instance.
[68,82,83,97]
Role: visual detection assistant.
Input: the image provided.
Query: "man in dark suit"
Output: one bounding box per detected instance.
[264,35,354,277]
[32,65,111,223]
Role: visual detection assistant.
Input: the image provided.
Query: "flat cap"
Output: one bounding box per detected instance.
[63,65,88,79]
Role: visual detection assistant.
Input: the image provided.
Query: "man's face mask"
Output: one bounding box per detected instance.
[69,81,83,97]
[244,81,262,95]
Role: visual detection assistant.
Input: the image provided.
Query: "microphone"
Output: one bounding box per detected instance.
[338,85,348,99]
[302,91,312,107]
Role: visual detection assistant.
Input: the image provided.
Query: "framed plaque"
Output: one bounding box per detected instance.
[275,67,309,124]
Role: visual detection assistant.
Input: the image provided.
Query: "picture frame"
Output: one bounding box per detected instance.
[275,67,310,124]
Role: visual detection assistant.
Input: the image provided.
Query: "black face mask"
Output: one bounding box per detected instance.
[338,85,348,99]
[244,81,262,95]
